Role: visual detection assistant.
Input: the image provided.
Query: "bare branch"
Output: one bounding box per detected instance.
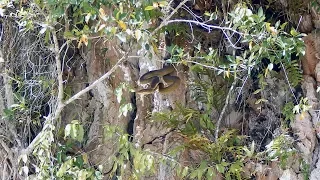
[184,60,242,73]
[21,40,128,156]
[215,80,237,141]
[280,62,298,104]
[0,139,13,160]
[52,29,65,120]
[165,19,243,49]
[151,0,190,36]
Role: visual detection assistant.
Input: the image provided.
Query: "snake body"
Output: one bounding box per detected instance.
[136,65,181,94]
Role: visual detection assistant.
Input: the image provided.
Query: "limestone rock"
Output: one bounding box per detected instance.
[280,169,298,180]
[291,113,316,163]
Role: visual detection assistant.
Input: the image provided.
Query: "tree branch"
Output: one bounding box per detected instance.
[215,80,236,141]
[52,29,65,121]
[165,19,242,49]
[20,37,128,156]
[280,62,298,104]
[151,0,189,36]
[63,53,127,106]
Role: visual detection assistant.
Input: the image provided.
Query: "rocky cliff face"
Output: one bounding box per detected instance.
[76,32,320,179]
[2,2,320,180]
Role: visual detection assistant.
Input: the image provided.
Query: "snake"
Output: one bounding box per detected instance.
[136,65,181,94]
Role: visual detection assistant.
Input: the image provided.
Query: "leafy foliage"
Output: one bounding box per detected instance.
[104,125,157,179]
[282,60,303,87]
[265,134,296,168]
[282,102,295,122]
[0,0,309,179]
[151,104,215,136]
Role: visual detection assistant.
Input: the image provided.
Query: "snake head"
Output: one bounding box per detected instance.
[136,76,160,94]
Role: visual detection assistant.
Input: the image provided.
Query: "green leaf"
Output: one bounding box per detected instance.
[230,163,242,173]
[176,165,182,176]
[258,7,263,17]
[52,7,64,18]
[279,22,288,30]
[190,169,198,179]
[216,164,225,173]
[115,85,123,103]
[57,159,73,177]
[255,98,268,104]
[253,89,262,94]
[200,117,206,128]
[290,28,299,36]
[64,31,74,38]
[64,120,84,142]
[69,0,78,4]
[204,12,211,16]
[71,123,78,139]
[181,167,189,178]
[77,124,84,142]
[206,167,215,179]
[145,6,155,11]
[221,161,229,166]
[198,169,204,180]
[119,103,133,117]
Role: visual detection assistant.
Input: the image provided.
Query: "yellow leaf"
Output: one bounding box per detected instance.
[300,112,306,120]
[77,41,82,49]
[118,20,127,30]
[249,41,253,50]
[181,60,188,66]
[264,68,268,77]
[266,23,271,31]
[226,69,230,78]
[99,8,105,18]
[78,34,88,48]
[82,153,89,164]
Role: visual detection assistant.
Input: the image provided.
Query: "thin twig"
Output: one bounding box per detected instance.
[20,29,64,155]
[21,24,128,155]
[236,74,249,103]
[215,80,237,141]
[280,62,298,104]
[166,19,242,49]
[184,60,241,73]
[151,0,190,36]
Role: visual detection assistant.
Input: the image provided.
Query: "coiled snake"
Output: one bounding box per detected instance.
[136,65,181,94]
